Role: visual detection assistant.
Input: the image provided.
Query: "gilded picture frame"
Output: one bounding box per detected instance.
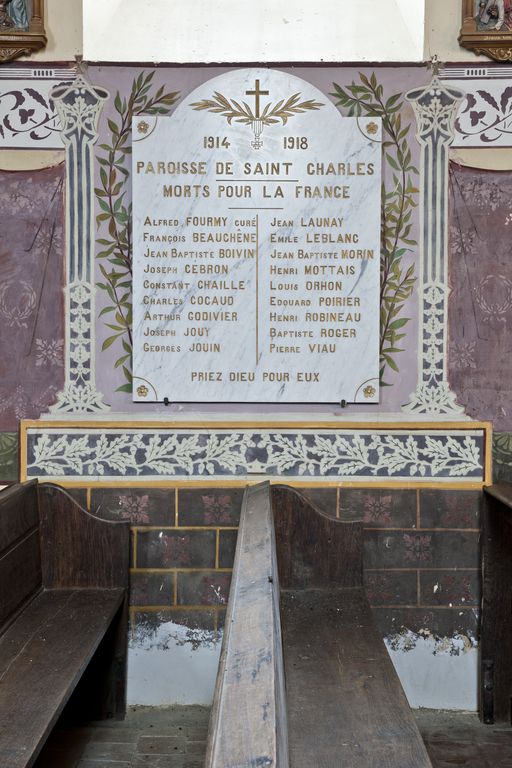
[0,0,46,64]
[460,0,512,61]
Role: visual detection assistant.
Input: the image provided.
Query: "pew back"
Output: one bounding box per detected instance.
[0,481,40,630]
[481,484,512,724]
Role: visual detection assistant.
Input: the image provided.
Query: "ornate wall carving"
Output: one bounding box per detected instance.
[403,76,465,416]
[49,76,111,414]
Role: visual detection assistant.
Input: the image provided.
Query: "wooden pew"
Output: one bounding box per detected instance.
[274,484,432,767]
[206,482,432,768]
[0,480,130,768]
[481,483,512,724]
[205,482,288,768]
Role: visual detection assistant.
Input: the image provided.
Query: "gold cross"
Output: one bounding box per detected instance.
[245,79,269,119]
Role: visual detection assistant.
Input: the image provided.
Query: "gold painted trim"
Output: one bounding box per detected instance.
[331,480,486,490]
[129,606,229,612]
[130,567,232,574]
[128,601,476,613]
[17,478,488,491]
[133,525,238,532]
[130,605,224,613]
[19,425,27,482]
[0,150,64,172]
[0,0,47,65]
[360,604,478,611]
[451,148,512,172]
[364,527,480,533]
[484,423,493,486]
[365,567,479,572]
[20,418,492,431]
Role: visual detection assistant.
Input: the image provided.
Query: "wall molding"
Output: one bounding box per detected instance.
[20,419,491,486]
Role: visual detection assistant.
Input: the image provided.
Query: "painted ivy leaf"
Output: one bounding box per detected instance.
[477,89,499,111]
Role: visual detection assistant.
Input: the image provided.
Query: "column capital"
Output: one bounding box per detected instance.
[51,75,109,144]
[406,76,465,144]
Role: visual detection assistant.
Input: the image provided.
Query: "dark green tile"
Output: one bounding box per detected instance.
[364,530,480,569]
[420,570,480,607]
[136,530,216,568]
[340,488,417,527]
[218,529,237,568]
[420,490,481,529]
[178,488,242,526]
[177,571,231,606]
[130,572,175,606]
[0,432,18,482]
[364,570,417,606]
[90,488,174,525]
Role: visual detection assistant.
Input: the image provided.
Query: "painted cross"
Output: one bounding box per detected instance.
[245,79,269,119]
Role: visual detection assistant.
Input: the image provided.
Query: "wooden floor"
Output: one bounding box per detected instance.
[32,706,512,768]
[416,710,512,768]
[33,706,209,768]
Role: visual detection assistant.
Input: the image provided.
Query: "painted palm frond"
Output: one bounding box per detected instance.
[191,91,323,126]
[260,93,323,125]
[191,91,255,124]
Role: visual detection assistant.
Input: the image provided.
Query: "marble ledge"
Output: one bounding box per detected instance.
[32,410,484,427]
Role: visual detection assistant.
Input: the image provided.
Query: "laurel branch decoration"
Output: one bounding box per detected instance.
[95,71,179,393]
[191,91,323,126]
[331,72,419,387]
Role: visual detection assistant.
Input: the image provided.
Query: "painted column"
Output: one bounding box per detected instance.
[49,75,111,413]
[403,76,465,416]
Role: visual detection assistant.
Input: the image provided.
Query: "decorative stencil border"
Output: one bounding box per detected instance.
[441,66,512,148]
[20,421,491,485]
[0,65,75,149]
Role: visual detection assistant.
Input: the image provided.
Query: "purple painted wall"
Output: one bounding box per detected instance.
[0,164,65,430]
[449,162,512,431]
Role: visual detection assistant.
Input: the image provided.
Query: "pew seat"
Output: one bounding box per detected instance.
[0,481,130,768]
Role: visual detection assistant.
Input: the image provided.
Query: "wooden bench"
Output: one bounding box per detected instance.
[0,480,130,768]
[481,483,512,724]
[206,482,432,768]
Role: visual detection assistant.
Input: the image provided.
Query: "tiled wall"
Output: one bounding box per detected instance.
[66,484,481,645]
[86,487,242,641]
[304,487,480,642]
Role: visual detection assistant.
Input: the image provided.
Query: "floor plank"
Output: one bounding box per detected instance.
[26,705,512,768]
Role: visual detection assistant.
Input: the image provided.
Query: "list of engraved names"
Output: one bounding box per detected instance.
[132,69,381,403]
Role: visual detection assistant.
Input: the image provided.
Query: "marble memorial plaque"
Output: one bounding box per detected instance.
[132,68,381,403]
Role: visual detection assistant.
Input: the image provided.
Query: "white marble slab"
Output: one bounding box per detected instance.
[132,68,381,404]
